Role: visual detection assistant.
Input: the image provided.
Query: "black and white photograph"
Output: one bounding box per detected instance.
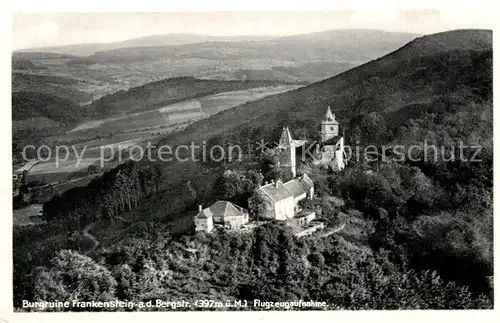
[5,4,495,316]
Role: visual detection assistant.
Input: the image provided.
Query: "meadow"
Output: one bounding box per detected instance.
[66,84,301,137]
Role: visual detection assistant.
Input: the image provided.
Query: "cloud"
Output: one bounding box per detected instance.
[12,11,492,50]
[349,9,400,25]
[29,21,60,40]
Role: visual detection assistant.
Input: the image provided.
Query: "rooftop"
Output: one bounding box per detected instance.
[258,180,294,201]
[323,106,339,124]
[258,174,314,202]
[277,126,306,148]
[196,201,248,219]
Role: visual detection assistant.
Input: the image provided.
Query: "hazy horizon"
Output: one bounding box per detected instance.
[12,10,493,51]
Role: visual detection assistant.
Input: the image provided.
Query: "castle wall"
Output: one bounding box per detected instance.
[278,147,296,180]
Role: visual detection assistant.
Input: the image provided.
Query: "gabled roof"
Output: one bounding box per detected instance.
[322,106,339,125]
[325,106,334,120]
[196,208,213,219]
[282,174,314,198]
[298,173,314,190]
[196,201,248,220]
[278,127,294,147]
[258,181,294,202]
[284,180,306,197]
[258,175,314,201]
[277,127,306,148]
[292,139,307,147]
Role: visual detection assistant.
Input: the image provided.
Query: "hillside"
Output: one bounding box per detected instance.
[17,31,416,58]
[168,29,492,144]
[16,34,278,56]
[12,91,83,124]
[86,77,286,119]
[92,30,418,62]
[12,59,46,70]
[12,91,84,152]
[12,52,78,60]
[12,73,94,105]
[88,30,418,82]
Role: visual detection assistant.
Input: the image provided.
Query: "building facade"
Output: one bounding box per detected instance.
[194,205,214,233]
[321,106,339,142]
[277,127,297,181]
[251,174,314,221]
[276,127,307,182]
[315,107,346,171]
[194,201,249,233]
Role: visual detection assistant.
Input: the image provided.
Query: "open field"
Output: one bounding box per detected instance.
[67,84,301,137]
[26,158,102,184]
[29,158,101,175]
[197,85,303,114]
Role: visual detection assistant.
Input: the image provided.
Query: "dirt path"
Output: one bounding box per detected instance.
[115,216,132,224]
[186,180,197,199]
[82,222,100,254]
[321,222,346,238]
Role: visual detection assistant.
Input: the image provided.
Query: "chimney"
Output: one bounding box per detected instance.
[198,205,202,212]
[275,180,279,188]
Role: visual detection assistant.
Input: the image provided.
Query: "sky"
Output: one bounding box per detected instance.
[12,10,494,50]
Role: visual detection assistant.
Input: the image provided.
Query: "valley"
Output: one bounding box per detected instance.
[13,29,418,100]
[64,84,302,138]
[13,82,301,205]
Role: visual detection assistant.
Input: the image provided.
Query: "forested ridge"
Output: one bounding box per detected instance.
[13,29,493,310]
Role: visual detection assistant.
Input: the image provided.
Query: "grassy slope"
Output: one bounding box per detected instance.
[163,29,492,145]
[86,77,285,119]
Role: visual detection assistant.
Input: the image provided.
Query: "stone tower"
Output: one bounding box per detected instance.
[277,127,296,181]
[321,106,339,142]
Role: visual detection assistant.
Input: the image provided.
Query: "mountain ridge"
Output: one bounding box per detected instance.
[14,33,280,56]
[15,29,420,57]
[163,29,492,145]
